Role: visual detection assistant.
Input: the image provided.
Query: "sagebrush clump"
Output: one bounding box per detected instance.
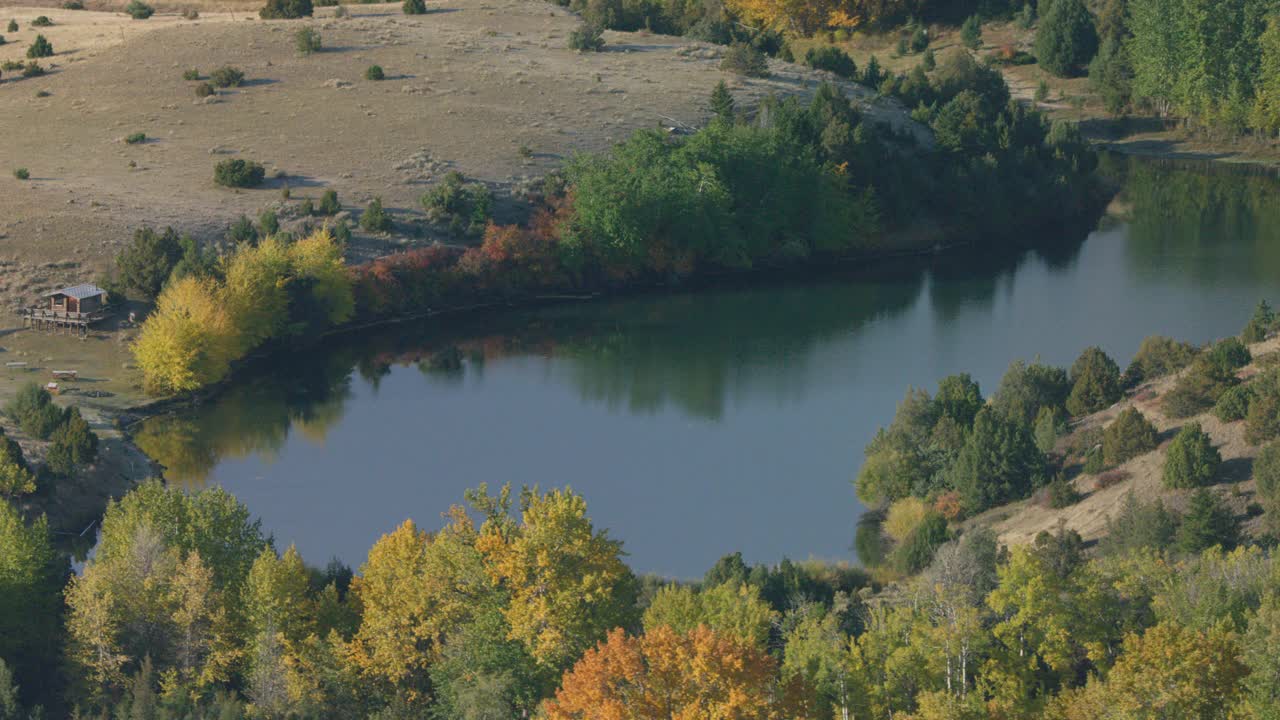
[421,171,491,237]
[365,64,384,81]
[182,68,200,81]
[210,66,244,88]
[195,82,215,98]
[568,22,605,52]
[295,27,321,55]
[125,0,155,19]
[720,42,768,77]
[213,159,265,188]
[260,0,313,19]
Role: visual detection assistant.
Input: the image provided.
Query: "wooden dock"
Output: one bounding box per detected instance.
[18,307,111,336]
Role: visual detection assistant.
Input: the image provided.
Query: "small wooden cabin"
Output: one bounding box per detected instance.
[44,284,107,315]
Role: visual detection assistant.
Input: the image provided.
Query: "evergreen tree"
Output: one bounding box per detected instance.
[115,226,184,300]
[709,80,735,122]
[360,197,391,232]
[1035,0,1099,77]
[1100,491,1179,555]
[402,0,425,14]
[960,15,982,50]
[1102,407,1158,466]
[318,189,340,216]
[1067,346,1122,416]
[1176,489,1239,553]
[946,407,1046,513]
[1242,299,1275,343]
[46,406,99,477]
[1162,422,1220,489]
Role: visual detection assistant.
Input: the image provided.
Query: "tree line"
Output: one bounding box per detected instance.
[1,473,1279,718]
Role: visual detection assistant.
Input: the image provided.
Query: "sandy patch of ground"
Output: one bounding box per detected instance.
[985,335,1280,548]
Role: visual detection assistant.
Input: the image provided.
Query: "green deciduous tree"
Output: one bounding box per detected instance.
[642,581,777,649]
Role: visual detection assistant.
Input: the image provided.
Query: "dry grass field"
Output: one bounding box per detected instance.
[0,0,922,311]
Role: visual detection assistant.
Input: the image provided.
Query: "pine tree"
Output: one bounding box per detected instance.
[403,0,426,13]
[1177,489,1239,553]
[960,16,982,50]
[1034,0,1099,77]
[46,406,99,476]
[360,197,391,232]
[709,80,735,122]
[1066,346,1122,416]
[1163,422,1220,489]
[1242,299,1275,343]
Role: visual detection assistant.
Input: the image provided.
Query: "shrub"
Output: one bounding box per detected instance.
[365,64,384,81]
[1255,441,1280,531]
[804,46,856,78]
[1176,489,1239,553]
[195,82,215,98]
[1245,389,1280,446]
[294,26,321,55]
[116,226,183,299]
[124,132,146,145]
[1163,357,1237,418]
[922,47,936,71]
[885,497,929,543]
[933,491,962,521]
[259,210,279,236]
[893,512,949,573]
[183,8,199,19]
[318,189,340,215]
[1034,0,1099,77]
[210,66,244,88]
[1085,445,1105,474]
[1034,405,1067,454]
[1102,407,1158,466]
[402,0,425,14]
[1124,335,1198,387]
[1017,2,1036,29]
[360,197,390,232]
[331,218,351,243]
[7,20,16,32]
[1100,492,1177,556]
[421,171,491,237]
[333,4,347,17]
[721,42,768,77]
[46,407,99,476]
[260,0,313,19]
[568,22,605,52]
[296,198,312,217]
[1213,385,1253,423]
[213,159,265,188]
[1204,337,1251,375]
[1094,468,1129,490]
[5,383,65,439]
[1034,79,1049,102]
[1163,422,1220,489]
[125,0,155,19]
[960,15,982,50]
[227,215,258,245]
[183,68,200,81]
[1066,346,1122,416]
[12,168,28,180]
[1040,476,1081,508]
[26,34,53,58]
[31,16,52,27]
[20,61,43,77]
[1242,299,1275,343]
[910,26,928,52]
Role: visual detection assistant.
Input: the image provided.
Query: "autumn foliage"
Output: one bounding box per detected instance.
[545,625,803,720]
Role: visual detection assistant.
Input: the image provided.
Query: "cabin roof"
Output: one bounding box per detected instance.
[44,283,107,300]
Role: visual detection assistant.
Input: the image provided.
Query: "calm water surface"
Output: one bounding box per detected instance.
[135,157,1280,578]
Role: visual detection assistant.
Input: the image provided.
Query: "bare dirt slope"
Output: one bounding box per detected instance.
[0,0,924,311]
[984,336,1279,548]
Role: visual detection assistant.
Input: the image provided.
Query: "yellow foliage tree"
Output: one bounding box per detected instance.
[132,275,236,395]
[476,486,640,673]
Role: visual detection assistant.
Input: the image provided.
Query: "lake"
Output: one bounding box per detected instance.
[134,155,1280,578]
